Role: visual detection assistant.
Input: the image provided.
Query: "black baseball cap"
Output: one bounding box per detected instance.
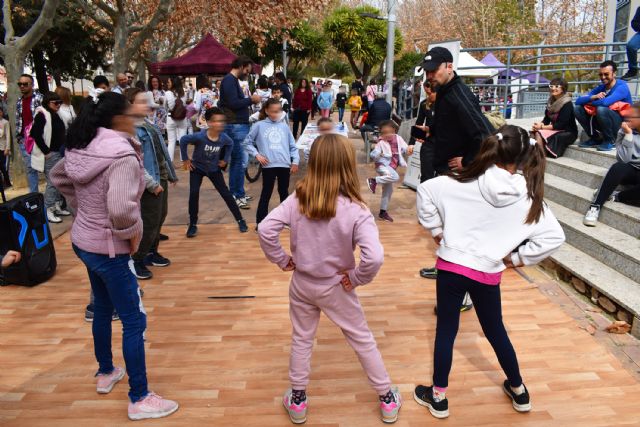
[420,47,454,72]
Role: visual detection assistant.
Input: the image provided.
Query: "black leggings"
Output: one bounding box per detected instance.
[433,270,523,388]
[292,110,310,139]
[594,161,640,207]
[257,167,290,224]
[189,169,243,225]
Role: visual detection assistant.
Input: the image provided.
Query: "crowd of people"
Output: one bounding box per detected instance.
[1,44,639,425]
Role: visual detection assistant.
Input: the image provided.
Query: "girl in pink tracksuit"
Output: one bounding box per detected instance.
[258,134,402,425]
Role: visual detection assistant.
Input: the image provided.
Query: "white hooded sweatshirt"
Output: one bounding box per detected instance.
[417,165,565,273]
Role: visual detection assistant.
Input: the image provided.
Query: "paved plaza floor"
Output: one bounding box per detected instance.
[1,132,640,426]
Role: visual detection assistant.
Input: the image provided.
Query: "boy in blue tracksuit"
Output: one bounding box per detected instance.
[180,107,248,238]
[242,98,299,227]
[575,60,632,151]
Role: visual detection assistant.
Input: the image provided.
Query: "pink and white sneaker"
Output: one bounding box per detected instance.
[96,367,125,394]
[380,387,402,424]
[282,389,307,424]
[127,392,179,421]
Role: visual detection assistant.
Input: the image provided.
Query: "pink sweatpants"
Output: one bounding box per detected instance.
[288,276,392,395]
[320,109,331,118]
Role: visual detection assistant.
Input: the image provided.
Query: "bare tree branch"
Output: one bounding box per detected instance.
[2,0,15,44]
[16,0,61,53]
[92,0,118,19]
[74,0,115,30]
[125,0,172,58]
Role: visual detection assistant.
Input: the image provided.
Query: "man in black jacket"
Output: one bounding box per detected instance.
[622,7,640,80]
[360,92,392,140]
[417,47,494,298]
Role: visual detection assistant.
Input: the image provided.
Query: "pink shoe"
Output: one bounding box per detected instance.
[380,387,402,423]
[367,178,377,193]
[128,392,179,421]
[282,389,307,424]
[96,367,125,394]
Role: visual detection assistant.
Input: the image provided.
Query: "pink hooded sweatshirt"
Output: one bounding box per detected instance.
[50,128,145,257]
[258,194,384,287]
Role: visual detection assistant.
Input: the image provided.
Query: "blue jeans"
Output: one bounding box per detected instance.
[627,33,640,72]
[73,245,149,403]
[574,105,622,144]
[225,124,250,199]
[18,142,40,193]
[338,107,345,122]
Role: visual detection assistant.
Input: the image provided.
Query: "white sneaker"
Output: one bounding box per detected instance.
[234,196,249,210]
[583,204,600,227]
[47,208,62,223]
[54,201,71,216]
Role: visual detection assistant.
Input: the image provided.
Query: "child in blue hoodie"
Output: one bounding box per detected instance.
[243,98,300,227]
[180,107,249,237]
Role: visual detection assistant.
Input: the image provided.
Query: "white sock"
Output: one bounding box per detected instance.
[510,384,525,395]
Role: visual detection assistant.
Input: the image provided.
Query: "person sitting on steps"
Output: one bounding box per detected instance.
[575,60,632,152]
[584,102,640,226]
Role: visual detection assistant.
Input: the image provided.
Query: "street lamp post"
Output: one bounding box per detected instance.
[385,0,396,106]
[360,0,397,106]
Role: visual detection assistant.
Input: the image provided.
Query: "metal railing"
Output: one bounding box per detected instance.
[395,41,637,120]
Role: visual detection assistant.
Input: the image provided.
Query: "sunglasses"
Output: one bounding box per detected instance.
[598,73,611,77]
[17,82,30,87]
[549,84,563,89]
[50,100,63,106]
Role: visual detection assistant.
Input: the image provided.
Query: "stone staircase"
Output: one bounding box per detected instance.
[543,144,640,337]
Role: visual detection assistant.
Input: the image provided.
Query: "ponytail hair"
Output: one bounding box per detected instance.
[66,92,129,150]
[453,124,546,224]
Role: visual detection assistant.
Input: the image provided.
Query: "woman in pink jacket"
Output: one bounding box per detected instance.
[258,134,401,424]
[51,92,178,421]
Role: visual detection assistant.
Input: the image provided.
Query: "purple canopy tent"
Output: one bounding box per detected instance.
[149,34,262,76]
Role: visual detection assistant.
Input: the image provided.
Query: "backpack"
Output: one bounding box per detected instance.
[23,121,36,154]
[170,96,187,120]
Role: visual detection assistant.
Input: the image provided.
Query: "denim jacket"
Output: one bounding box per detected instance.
[136,122,178,191]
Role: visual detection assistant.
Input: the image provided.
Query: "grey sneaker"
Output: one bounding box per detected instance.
[380,387,402,424]
[282,389,307,424]
[234,196,250,210]
[583,204,600,227]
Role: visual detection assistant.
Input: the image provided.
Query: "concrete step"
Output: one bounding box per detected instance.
[547,200,640,283]
[549,243,640,324]
[564,145,618,169]
[544,174,640,238]
[546,156,608,189]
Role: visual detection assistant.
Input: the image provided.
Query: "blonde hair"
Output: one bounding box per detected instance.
[296,134,365,219]
[55,86,72,105]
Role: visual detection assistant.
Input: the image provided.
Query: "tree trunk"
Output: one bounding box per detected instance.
[4,54,27,187]
[112,19,129,74]
[32,48,50,93]
[53,71,62,87]
[137,58,147,83]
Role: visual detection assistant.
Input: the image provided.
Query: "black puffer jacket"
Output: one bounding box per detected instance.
[431,73,494,173]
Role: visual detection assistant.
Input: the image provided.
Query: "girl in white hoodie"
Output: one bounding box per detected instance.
[414,125,565,419]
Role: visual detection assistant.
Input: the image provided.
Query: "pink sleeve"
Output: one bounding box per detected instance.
[258,195,296,269]
[106,157,143,242]
[347,209,384,286]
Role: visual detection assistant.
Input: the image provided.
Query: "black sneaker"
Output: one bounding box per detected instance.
[186,224,198,238]
[133,260,153,280]
[502,380,531,412]
[145,252,171,267]
[420,267,438,279]
[238,219,248,233]
[159,233,169,241]
[622,70,638,81]
[413,385,449,419]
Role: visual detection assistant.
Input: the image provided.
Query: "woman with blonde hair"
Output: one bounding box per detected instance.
[54,86,76,130]
[258,134,402,425]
